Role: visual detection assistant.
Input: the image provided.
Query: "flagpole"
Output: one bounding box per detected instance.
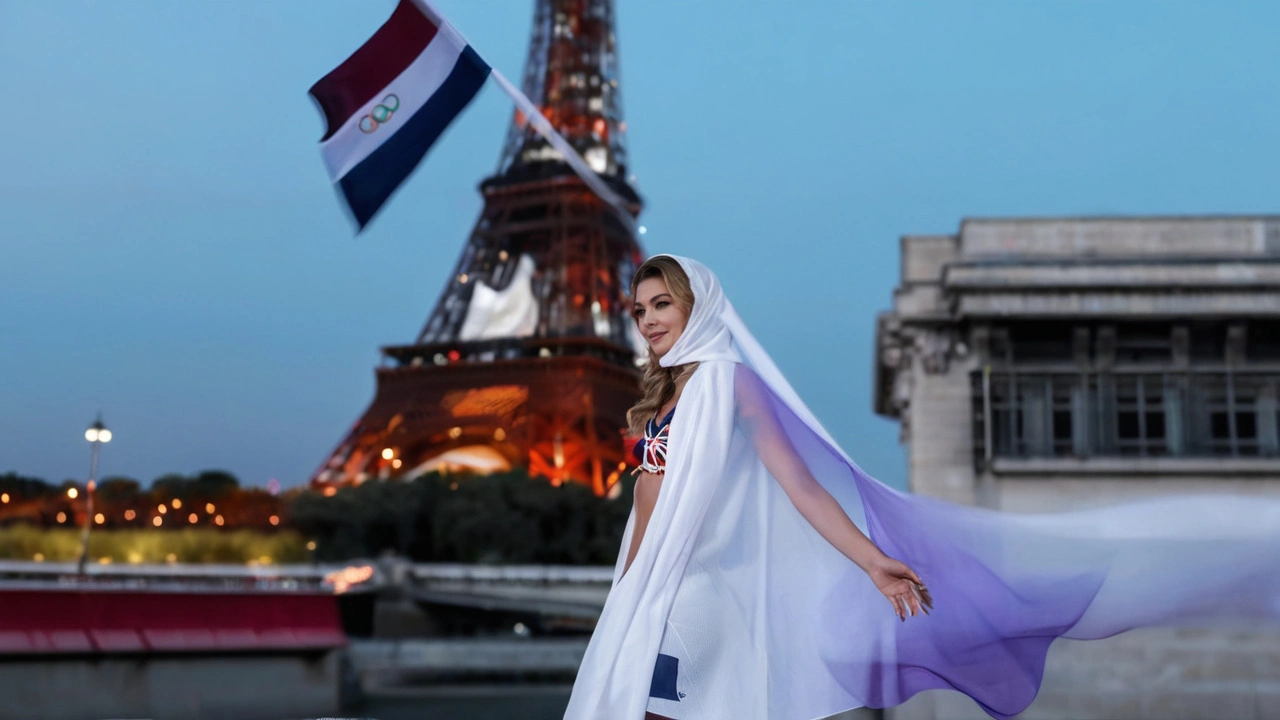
[410,0,639,235]
[487,69,638,235]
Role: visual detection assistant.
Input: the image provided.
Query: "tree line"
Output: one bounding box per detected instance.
[0,469,633,565]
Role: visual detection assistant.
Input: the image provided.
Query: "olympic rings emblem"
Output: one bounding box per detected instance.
[358,94,400,134]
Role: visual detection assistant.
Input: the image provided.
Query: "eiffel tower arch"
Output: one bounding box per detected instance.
[314,0,645,495]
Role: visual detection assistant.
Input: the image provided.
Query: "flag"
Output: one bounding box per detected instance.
[309,0,490,229]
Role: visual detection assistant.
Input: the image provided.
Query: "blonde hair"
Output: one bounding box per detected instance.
[627,256,698,437]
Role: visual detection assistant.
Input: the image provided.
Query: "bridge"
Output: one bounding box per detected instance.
[0,558,613,616]
[387,561,613,619]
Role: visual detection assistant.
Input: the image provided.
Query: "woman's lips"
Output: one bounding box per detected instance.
[648,331,667,343]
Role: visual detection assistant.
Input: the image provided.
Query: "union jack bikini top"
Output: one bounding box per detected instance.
[632,406,676,474]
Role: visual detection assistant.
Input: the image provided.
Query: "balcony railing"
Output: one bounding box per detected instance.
[972,368,1280,467]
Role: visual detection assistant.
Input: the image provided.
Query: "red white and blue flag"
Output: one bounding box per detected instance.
[309,0,490,229]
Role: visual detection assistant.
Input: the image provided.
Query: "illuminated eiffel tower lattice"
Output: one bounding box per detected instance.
[314,0,645,495]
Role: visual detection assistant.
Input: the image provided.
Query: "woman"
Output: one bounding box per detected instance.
[623,256,930,720]
[566,255,1280,720]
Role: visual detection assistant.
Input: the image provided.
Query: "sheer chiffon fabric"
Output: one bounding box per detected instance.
[563,255,1280,720]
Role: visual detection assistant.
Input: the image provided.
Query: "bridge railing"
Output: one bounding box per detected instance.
[0,559,616,594]
[404,563,614,584]
[0,559,351,593]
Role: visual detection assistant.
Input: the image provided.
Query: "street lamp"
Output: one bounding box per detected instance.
[77,415,111,575]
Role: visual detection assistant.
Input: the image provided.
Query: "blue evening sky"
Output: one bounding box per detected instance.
[3,1,1278,490]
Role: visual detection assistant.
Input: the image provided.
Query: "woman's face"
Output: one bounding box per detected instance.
[634,276,688,359]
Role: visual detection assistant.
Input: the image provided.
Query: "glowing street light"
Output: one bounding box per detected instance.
[77,415,111,576]
[84,423,112,444]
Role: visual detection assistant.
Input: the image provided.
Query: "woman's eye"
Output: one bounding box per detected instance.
[656,301,668,309]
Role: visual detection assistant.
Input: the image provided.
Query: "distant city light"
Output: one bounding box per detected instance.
[152,516,162,527]
[56,512,66,523]
[171,498,182,510]
[33,553,44,562]
[98,557,111,565]
[158,505,167,515]
[205,503,215,514]
[165,553,176,563]
[323,486,337,497]
[306,541,317,551]
[391,459,402,469]
[1,493,8,503]
[494,428,507,441]
[94,513,104,525]
[124,509,136,521]
[214,515,225,527]
[188,513,198,524]
[66,488,78,500]
[269,515,280,526]
[448,426,462,439]
[324,565,374,594]
[381,448,395,460]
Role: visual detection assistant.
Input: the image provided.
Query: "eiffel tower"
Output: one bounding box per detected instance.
[313,0,644,495]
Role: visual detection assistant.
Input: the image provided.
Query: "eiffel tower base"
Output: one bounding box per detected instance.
[316,339,638,495]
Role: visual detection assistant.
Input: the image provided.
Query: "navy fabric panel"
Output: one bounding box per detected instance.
[338,45,490,229]
[649,652,680,701]
[653,406,676,433]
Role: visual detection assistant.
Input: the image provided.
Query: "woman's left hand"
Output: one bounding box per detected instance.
[868,555,933,621]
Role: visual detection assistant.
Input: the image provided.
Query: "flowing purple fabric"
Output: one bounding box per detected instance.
[758,365,1280,720]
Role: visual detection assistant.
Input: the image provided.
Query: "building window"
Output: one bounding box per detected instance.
[972,321,1280,464]
[974,370,1280,462]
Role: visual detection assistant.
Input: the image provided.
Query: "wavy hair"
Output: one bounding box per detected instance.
[627,256,698,437]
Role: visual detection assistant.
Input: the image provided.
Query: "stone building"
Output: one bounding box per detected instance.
[874,217,1280,719]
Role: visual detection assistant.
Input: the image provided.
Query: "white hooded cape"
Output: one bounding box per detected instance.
[563,255,1280,720]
